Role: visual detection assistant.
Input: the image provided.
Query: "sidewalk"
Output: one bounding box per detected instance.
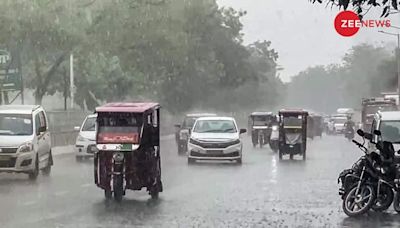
[52,134,175,156]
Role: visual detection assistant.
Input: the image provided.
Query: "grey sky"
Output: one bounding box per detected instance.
[217,0,399,82]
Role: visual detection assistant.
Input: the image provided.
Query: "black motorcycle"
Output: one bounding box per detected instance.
[339,130,398,216]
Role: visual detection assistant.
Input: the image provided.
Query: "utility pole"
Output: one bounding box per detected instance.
[70,54,74,109]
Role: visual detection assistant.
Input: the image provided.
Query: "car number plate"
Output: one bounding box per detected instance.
[207,150,223,155]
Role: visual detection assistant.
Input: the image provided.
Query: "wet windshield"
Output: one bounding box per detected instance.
[252,116,271,126]
[0,114,33,136]
[81,117,96,131]
[193,120,237,133]
[380,121,400,143]
[283,116,302,127]
[97,114,142,133]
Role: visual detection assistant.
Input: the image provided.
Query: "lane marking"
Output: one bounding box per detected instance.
[54,191,69,196]
[22,201,37,206]
[80,183,91,188]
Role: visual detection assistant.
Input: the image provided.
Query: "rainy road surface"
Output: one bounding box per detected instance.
[1,135,400,228]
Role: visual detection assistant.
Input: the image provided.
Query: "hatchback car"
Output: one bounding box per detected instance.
[187,116,246,164]
[0,105,52,179]
[74,114,97,161]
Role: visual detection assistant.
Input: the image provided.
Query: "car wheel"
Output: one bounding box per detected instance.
[29,156,39,180]
[188,158,195,164]
[42,151,52,176]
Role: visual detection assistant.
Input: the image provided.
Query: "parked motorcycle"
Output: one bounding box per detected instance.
[338,129,398,216]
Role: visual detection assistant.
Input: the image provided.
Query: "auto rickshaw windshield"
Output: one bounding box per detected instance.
[253,116,271,126]
[283,116,302,127]
[97,113,143,134]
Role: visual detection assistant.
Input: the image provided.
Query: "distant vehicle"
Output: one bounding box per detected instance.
[369,111,400,152]
[74,114,97,162]
[381,92,399,105]
[269,115,279,152]
[0,105,52,180]
[337,108,354,115]
[174,113,217,155]
[331,116,347,134]
[362,97,397,132]
[187,116,246,164]
[248,112,275,148]
[278,109,308,160]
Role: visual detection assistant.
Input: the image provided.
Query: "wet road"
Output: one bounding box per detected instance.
[1,135,400,227]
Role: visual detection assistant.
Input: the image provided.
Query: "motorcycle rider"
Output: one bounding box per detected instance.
[344,116,355,138]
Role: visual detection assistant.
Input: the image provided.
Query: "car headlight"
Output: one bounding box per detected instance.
[272,125,278,131]
[230,139,241,145]
[189,138,202,146]
[18,142,33,153]
[77,135,87,142]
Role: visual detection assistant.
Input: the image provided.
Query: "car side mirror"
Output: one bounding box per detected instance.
[374,130,382,136]
[37,126,46,135]
[240,129,247,134]
[74,126,80,131]
[357,129,364,137]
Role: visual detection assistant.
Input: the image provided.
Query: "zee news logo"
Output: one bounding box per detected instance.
[334,11,391,37]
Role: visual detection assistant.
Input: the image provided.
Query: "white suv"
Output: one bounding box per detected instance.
[0,105,52,180]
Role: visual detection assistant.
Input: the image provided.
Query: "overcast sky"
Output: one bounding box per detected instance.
[217,0,400,82]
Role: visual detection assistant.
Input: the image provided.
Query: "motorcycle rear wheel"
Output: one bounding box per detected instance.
[393,192,400,213]
[372,185,393,212]
[342,184,375,217]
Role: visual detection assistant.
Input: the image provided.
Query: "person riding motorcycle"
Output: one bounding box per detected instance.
[344,116,355,139]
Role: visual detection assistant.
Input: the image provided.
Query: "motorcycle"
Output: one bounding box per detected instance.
[339,129,398,216]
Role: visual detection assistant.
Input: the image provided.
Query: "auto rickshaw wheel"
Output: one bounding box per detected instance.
[113,175,124,202]
[278,150,283,160]
[289,154,293,160]
[302,150,306,160]
[104,190,112,199]
[236,157,242,165]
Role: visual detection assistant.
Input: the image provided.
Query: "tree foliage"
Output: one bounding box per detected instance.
[310,0,400,18]
[0,0,283,113]
[286,43,396,113]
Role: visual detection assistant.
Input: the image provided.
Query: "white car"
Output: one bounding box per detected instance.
[187,116,247,164]
[0,105,52,180]
[74,114,97,161]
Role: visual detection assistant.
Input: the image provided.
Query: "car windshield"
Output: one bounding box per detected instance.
[193,119,237,133]
[333,118,347,124]
[0,114,33,136]
[380,121,400,143]
[81,117,96,131]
